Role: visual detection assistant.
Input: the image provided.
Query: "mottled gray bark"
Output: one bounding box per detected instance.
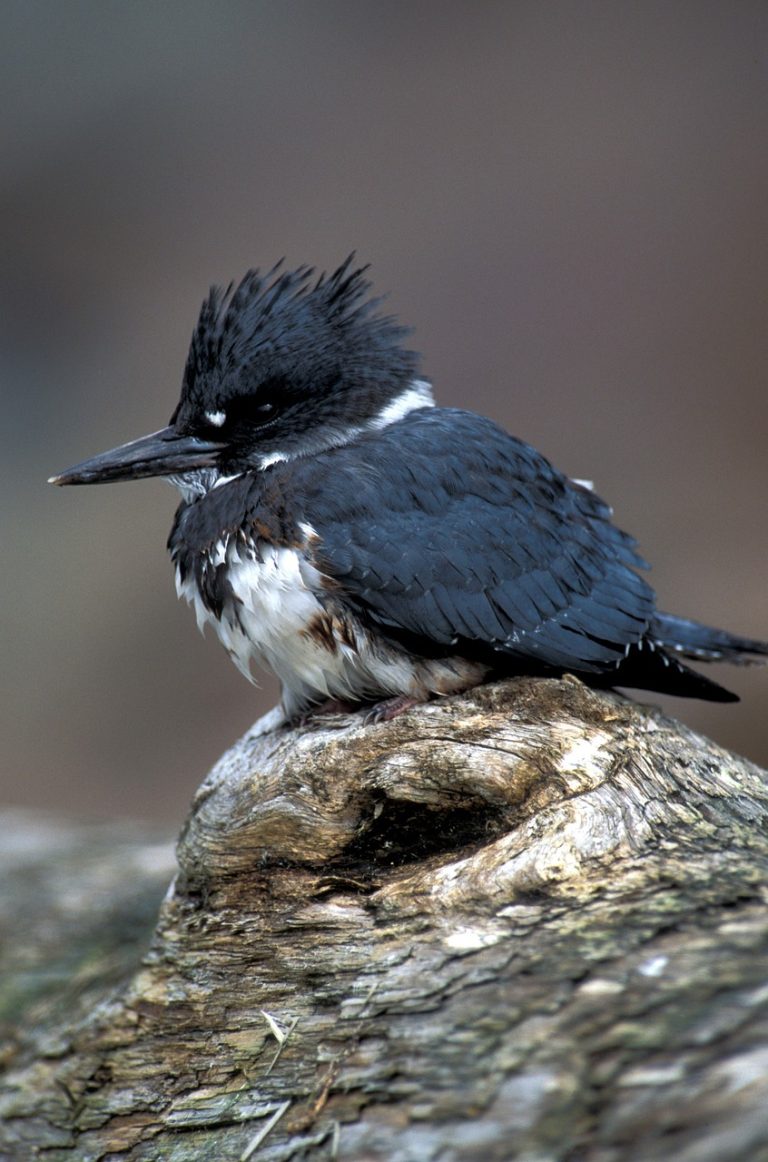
[2,677,768,1161]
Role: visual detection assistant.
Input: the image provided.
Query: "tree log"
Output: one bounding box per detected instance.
[2,676,768,1161]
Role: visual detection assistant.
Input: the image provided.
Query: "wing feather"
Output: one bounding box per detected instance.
[289,409,656,673]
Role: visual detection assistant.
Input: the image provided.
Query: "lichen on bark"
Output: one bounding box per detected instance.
[2,677,768,1160]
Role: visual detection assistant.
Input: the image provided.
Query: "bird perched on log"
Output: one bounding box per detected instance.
[50,257,768,724]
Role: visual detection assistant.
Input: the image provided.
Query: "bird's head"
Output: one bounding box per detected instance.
[50,257,427,491]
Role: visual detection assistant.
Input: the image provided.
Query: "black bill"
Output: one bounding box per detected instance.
[49,427,226,486]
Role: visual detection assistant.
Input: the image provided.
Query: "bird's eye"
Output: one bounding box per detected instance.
[249,400,279,428]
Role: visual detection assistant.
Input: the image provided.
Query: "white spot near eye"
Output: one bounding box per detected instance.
[205,409,226,427]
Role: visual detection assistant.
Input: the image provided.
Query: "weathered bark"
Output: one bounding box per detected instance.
[2,676,768,1161]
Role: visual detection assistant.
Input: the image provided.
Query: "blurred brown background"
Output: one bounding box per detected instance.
[2,1,767,821]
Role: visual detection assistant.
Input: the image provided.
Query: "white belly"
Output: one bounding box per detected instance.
[175,537,488,719]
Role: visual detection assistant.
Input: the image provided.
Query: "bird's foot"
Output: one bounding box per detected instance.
[300,697,360,725]
[363,694,422,724]
[297,694,424,728]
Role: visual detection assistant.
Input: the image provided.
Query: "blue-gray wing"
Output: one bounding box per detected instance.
[298,409,656,672]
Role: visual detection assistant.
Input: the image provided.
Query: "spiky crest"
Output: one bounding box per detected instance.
[180,256,417,411]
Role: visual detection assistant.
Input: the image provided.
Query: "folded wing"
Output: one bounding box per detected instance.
[299,409,656,674]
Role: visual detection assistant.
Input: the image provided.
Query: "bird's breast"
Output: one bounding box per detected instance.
[174,533,332,681]
[172,529,489,717]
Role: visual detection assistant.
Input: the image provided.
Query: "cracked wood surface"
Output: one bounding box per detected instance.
[2,676,768,1160]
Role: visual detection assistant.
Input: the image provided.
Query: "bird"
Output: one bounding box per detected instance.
[50,256,768,727]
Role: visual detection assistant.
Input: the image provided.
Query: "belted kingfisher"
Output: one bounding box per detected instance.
[51,257,767,725]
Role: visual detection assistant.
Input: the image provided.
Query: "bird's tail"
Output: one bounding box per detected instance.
[607,612,768,703]
[651,613,768,665]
